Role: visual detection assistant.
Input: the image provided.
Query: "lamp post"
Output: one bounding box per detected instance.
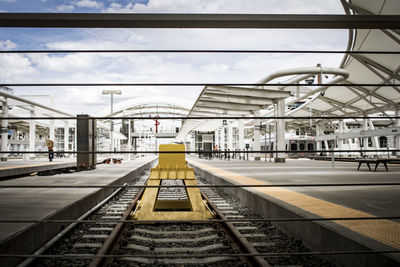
[308,96,312,128]
[102,90,122,163]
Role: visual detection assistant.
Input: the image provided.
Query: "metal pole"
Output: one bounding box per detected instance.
[309,98,312,127]
[263,122,266,162]
[331,140,335,168]
[128,118,131,160]
[269,124,272,162]
[394,106,400,158]
[1,98,8,161]
[110,93,113,163]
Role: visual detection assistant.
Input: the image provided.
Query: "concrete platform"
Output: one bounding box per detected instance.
[0,159,76,179]
[0,157,110,179]
[0,156,156,266]
[188,157,400,267]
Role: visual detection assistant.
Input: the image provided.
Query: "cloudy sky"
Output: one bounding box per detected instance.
[0,0,347,115]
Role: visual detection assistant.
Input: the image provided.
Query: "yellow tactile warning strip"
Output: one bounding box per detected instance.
[188,159,400,250]
[0,162,71,170]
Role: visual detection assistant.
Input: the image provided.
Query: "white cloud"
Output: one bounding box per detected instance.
[104,2,136,13]
[76,0,103,9]
[131,0,344,14]
[0,54,35,79]
[57,4,75,12]
[28,54,95,72]
[2,0,348,115]
[0,39,17,50]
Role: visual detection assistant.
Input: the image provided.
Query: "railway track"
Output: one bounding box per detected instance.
[28,170,335,267]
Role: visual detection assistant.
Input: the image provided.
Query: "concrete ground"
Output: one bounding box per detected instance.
[189,157,400,218]
[188,156,400,266]
[0,158,76,178]
[0,156,156,266]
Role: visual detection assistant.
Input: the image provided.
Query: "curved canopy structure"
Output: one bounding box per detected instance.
[96,96,191,118]
[176,0,400,141]
[289,0,400,123]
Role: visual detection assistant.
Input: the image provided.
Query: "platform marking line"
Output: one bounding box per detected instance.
[188,159,400,250]
[0,162,71,170]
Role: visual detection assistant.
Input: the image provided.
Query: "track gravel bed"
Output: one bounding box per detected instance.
[32,171,150,267]
[196,175,337,267]
[30,170,336,267]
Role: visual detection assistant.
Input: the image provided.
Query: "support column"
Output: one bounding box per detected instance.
[227,124,233,150]
[138,130,142,156]
[29,107,36,160]
[363,116,368,155]
[338,120,344,156]
[395,107,400,157]
[220,126,225,151]
[77,115,96,169]
[368,119,379,151]
[275,100,286,163]
[128,119,132,160]
[238,120,244,159]
[216,129,220,150]
[64,122,69,158]
[253,111,261,161]
[49,95,55,146]
[324,140,329,154]
[342,121,352,156]
[316,123,322,152]
[1,98,8,161]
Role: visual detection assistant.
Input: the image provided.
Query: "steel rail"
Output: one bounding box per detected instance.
[89,187,145,267]
[0,49,399,54]
[1,217,399,224]
[201,191,271,266]
[16,183,129,267]
[0,83,398,87]
[2,183,400,189]
[1,250,399,259]
[1,13,399,29]
[1,116,400,120]
[0,149,399,153]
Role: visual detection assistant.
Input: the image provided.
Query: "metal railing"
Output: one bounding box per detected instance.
[0,10,399,265]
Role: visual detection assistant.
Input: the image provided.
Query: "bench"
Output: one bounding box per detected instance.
[355,158,390,172]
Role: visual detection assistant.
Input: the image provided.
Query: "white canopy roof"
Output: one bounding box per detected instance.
[176,0,400,141]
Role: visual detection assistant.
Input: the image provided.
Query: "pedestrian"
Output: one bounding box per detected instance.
[46,140,54,162]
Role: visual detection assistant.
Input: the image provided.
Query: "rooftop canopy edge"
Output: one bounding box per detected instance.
[175,85,291,141]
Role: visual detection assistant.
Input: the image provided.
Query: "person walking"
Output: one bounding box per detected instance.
[46,140,54,162]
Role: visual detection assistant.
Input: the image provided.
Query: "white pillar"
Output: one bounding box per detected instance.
[220,126,225,151]
[395,107,400,157]
[29,108,36,160]
[275,100,286,162]
[342,121,352,155]
[216,129,220,149]
[338,120,344,156]
[128,119,132,160]
[1,98,8,161]
[238,120,245,159]
[64,122,69,158]
[363,116,368,154]
[324,140,329,153]
[138,130,142,156]
[316,123,322,151]
[368,119,379,151]
[49,95,55,145]
[253,111,261,161]
[227,123,233,150]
